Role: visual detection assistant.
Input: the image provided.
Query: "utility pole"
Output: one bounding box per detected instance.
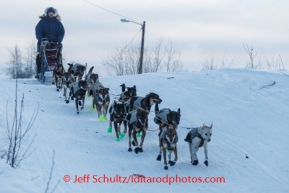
[138,21,145,74]
[120,19,146,74]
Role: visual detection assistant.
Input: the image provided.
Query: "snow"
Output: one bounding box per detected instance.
[1,68,289,193]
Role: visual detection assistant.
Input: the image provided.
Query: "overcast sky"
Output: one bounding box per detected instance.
[0,0,288,76]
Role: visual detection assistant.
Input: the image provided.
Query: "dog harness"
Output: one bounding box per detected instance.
[126,110,138,124]
[109,101,127,117]
[132,97,145,109]
[71,63,85,75]
[160,128,178,150]
[70,81,86,96]
[186,128,205,148]
[154,108,171,125]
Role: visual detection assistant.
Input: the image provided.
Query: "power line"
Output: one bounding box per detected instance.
[82,0,141,24]
[120,28,142,52]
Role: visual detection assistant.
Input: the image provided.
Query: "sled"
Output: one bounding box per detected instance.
[38,38,62,85]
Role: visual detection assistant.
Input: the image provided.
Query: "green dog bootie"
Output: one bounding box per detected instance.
[99,115,105,122]
[167,149,171,153]
[107,126,112,133]
[116,137,120,142]
[103,116,107,121]
[137,132,142,137]
[120,133,125,139]
[91,104,95,111]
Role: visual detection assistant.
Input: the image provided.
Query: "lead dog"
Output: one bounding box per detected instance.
[184,124,213,167]
[154,103,181,169]
[158,126,178,170]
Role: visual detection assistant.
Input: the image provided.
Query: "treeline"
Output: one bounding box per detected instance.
[6,39,37,79]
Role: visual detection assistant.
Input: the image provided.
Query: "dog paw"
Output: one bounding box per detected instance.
[164,165,168,170]
[192,159,199,166]
[77,111,79,114]
[128,148,132,152]
[65,100,69,104]
[138,147,143,152]
[81,106,84,110]
[204,160,208,167]
[56,89,59,92]
[156,154,161,161]
[71,97,74,100]
[52,82,55,85]
[169,161,176,166]
[134,147,141,154]
[132,140,136,146]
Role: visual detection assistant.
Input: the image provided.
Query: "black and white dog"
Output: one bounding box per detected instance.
[108,101,127,141]
[126,108,149,154]
[154,104,181,170]
[119,83,137,112]
[128,92,162,130]
[90,81,110,120]
[68,63,86,82]
[63,71,73,104]
[129,92,162,112]
[52,63,65,91]
[154,103,181,130]
[69,80,87,114]
[119,83,137,102]
[158,127,178,170]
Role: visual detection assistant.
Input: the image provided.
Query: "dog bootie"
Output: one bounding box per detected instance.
[137,132,142,137]
[103,116,107,121]
[120,133,125,139]
[99,115,105,122]
[204,160,208,167]
[156,154,161,161]
[107,127,112,133]
[91,104,95,111]
[192,159,199,166]
[169,160,176,166]
[116,138,120,142]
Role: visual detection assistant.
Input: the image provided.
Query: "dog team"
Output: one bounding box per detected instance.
[52,63,213,170]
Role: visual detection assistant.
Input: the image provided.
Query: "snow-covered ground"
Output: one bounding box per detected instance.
[1,68,289,193]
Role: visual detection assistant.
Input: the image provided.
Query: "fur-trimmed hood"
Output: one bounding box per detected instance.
[39,7,61,21]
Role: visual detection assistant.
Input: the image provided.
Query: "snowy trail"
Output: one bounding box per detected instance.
[1,68,289,193]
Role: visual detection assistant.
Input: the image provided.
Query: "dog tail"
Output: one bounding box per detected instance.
[120,83,125,92]
[88,66,94,74]
[155,103,159,115]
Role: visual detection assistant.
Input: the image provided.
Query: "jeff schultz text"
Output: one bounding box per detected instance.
[66,174,226,184]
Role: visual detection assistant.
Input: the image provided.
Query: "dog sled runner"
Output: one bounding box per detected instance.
[37,38,62,85]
